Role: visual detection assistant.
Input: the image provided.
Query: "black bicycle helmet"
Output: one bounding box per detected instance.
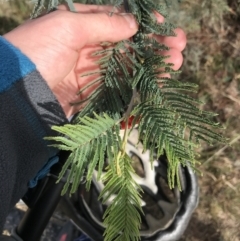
[76,128,199,241]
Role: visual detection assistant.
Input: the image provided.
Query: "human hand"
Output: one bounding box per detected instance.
[4,4,186,118]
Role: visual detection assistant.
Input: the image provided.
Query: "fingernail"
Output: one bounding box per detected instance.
[121,13,138,29]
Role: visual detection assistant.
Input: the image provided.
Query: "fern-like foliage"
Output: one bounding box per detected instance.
[46,113,121,193]
[34,0,227,240]
[100,154,143,241]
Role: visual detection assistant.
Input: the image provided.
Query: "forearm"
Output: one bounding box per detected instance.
[0,36,67,230]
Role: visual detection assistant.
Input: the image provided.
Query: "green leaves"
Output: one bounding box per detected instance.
[39,0,227,240]
[47,114,143,241]
[100,154,143,241]
[46,113,120,194]
[132,103,192,188]
[76,41,136,119]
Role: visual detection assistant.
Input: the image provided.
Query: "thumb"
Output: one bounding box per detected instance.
[67,11,138,48]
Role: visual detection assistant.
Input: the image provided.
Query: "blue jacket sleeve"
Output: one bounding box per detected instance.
[0,36,68,231]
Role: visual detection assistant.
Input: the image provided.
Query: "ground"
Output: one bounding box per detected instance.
[1,1,240,240]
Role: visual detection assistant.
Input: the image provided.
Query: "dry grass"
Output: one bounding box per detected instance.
[176,1,240,240]
[1,0,240,240]
[0,0,33,35]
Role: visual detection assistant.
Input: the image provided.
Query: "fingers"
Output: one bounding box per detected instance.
[154,10,165,23]
[60,10,138,49]
[58,3,138,45]
[155,28,187,52]
[57,4,186,51]
[162,48,184,70]
[154,11,186,70]
[57,3,120,14]
[153,28,186,71]
[153,13,186,71]
[57,5,185,57]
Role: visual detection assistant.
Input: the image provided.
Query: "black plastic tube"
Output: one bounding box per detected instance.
[16,175,64,241]
[16,151,69,241]
[59,197,104,241]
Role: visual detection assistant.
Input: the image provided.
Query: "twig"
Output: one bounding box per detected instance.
[223,94,240,106]
[124,88,138,120]
[204,135,240,165]
[205,171,217,181]
[221,175,237,192]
